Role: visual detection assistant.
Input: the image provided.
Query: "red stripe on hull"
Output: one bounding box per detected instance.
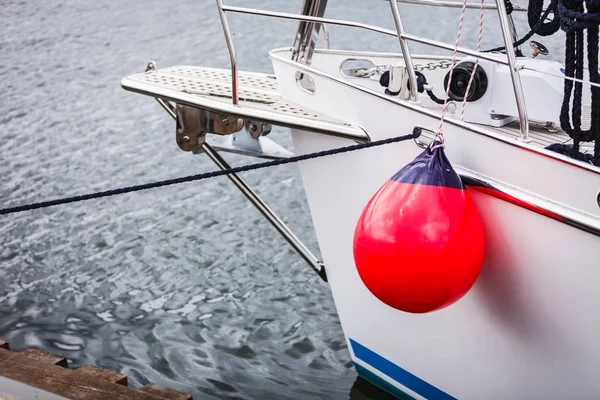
[466,186,567,223]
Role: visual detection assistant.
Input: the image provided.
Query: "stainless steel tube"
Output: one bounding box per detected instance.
[152,97,327,281]
[322,24,330,49]
[221,4,509,68]
[495,0,529,141]
[200,143,327,281]
[216,0,239,105]
[221,5,399,37]
[400,33,509,65]
[389,0,418,101]
[392,0,528,11]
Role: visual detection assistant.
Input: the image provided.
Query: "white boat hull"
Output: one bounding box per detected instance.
[271,49,600,399]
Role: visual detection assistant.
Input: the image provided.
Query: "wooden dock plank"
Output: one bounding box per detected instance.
[22,348,68,367]
[140,384,193,400]
[76,365,128,386]
[0,348,192,399]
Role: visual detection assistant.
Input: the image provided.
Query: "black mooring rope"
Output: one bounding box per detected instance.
[483,0,600,166]
[379,70,446,104]
[557,0,600,166]
[414,71,446,105]
[484,0,559,53]
[0,129,422,216]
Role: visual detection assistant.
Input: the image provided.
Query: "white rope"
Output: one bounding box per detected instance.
[460,0,486,121]
[433,0,471,148]
[519,65,600,89]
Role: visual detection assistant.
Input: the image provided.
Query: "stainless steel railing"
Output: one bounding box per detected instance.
[388,0,418,101]
[390,0,527,10]
[215,0,531,140]
[216,0,239,105]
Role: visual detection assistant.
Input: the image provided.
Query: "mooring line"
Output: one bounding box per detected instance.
[0,129,421,216]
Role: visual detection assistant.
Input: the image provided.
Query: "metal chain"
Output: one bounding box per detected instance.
[413,60,452,72]
[353,66,387,77]
[353,60,452,78]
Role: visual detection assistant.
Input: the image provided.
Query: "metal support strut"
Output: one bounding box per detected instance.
[146,63,327,281]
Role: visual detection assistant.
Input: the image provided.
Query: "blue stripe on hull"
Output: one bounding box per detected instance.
[350,339,457,400]
[354,363,417,400]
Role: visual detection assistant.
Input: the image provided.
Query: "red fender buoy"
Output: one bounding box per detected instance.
[353,142,485,314]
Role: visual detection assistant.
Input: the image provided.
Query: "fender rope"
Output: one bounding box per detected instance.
[0,129,421,216]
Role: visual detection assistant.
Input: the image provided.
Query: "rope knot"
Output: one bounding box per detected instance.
[413,71,429,93]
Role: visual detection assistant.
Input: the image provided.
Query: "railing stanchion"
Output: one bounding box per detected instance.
[495,0,529,141]
[217,0,239,105]
[389,0,418,101]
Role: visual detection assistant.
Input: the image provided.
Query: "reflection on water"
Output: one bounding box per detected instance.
[350,377,401,400]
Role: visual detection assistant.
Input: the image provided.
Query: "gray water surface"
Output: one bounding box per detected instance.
[0,1,564,398]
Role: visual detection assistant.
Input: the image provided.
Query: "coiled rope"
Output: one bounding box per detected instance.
[555,0,600,166]
[484,0,600,166]
[0,129,422,216]
[484,0,560,53]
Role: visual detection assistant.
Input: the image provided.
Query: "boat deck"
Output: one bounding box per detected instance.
[419,96,596,156]
[122,65,595,159]
[121,66,369,142]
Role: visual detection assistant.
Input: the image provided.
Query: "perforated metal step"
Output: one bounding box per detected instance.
[121,66,369,142]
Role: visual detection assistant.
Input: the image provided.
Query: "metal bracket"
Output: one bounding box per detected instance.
[203,128,294,160]
[246,120,272,139]
[175,105,204,152]
[387,63,413,101]
[413,126,437,149]
[175,105,244,152]
[174,105,291,159]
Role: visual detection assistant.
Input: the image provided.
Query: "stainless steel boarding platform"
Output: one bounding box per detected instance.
[121,65,369,143]
[121,62,330,281]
